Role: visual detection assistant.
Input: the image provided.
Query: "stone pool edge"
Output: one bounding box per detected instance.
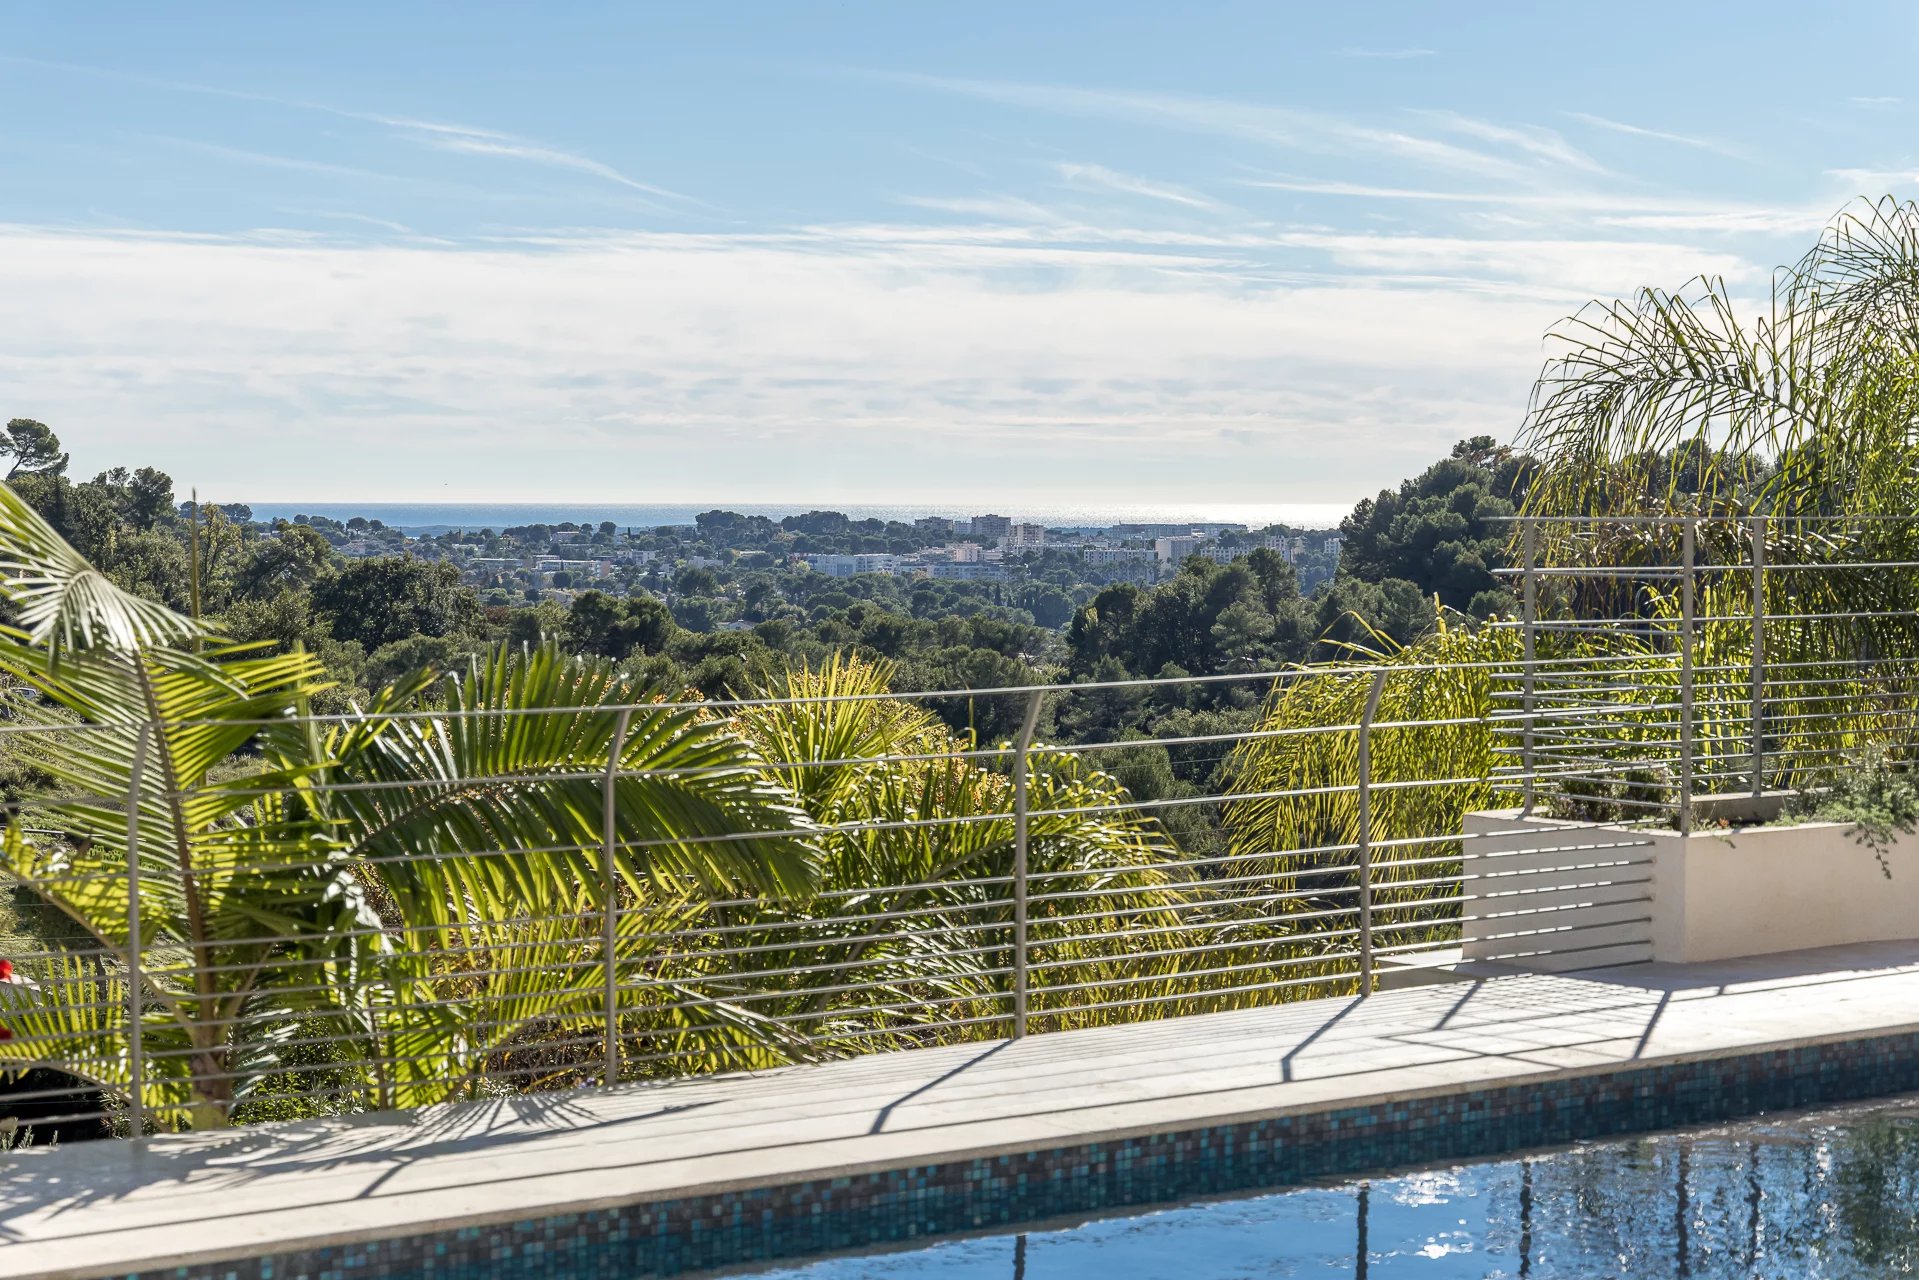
[91,1020,1919,1280]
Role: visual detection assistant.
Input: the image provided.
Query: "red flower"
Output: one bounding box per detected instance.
[0,1027,11,1042]
[0,959,12,981]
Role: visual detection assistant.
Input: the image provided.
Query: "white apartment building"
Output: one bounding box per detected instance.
[1154,535,1206,568]
[1080,546,1155,565]
[925,561,1006,582]
[808,553,902,578]
[1001,523,1047,549]
[533,558,611,576]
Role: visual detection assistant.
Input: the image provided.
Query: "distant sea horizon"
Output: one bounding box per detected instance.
[243,501,1353,535]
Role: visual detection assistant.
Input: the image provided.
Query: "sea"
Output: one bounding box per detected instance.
[243,502,1352,536]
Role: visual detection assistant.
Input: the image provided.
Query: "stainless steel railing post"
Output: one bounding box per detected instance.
[1749,514,1766,796]
[1679,516,1697,837]
[125,723,152,1140]
[1356,668,1387,997]
[1520,521,1538,814]
[601,707,634,1088]
[1011,690,1043,1039]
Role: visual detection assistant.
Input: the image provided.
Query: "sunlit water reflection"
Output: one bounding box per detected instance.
[744,1097,1919,1278]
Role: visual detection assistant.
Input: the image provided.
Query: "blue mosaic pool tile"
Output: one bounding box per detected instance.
[122,1027,1919,1280]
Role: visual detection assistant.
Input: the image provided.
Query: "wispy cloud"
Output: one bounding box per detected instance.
[1827,167,1919,194]
[894,194,1061,221]
[145,136,398,182]
[3,53,699,204]
[878,72,1567,186]
[1850,96,1902,108]
[1412,111,1607,175]
[1237,175,1833,233]
[1336,47,1436,59]
[297,210,421,236]
[1056,163,1224,210]
[364,116,699,206]
[1563,111,1742,158]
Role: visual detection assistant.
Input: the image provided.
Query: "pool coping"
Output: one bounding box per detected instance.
[15,940,1919,1279]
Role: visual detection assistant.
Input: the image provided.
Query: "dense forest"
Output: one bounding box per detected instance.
[0,423,1530,721]
[0,419,1536,859]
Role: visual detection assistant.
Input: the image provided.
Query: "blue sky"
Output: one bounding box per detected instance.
[3,2,1916,504]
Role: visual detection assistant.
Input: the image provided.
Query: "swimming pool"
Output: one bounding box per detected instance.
[741,1097,1919,1278]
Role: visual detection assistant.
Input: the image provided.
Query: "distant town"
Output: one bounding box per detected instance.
[261,507,1345,613]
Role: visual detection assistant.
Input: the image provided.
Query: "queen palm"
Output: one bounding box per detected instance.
[1223,200,1919,947]
[1520,196,1919,788]
[1523,197,1919,523]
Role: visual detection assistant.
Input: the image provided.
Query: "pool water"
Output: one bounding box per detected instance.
[742,1098,1919,1278]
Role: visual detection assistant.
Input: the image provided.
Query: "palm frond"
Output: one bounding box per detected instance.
[0,481,204,657]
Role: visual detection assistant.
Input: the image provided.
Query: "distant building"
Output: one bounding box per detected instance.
[1322,534,1344,556]
[926,561,1006,582]
[914,516,955,536]
[1108,522,1247,539]
[1001,523,1047,549]
[1154,535,1206,569]
[1080,546,1154,565]
[533,557,610,576]
[808,553,902,578]
[969,514,1012,539]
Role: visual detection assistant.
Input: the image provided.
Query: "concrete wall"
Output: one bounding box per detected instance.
[1464,809,1919,968]
[1460,810,1659,972]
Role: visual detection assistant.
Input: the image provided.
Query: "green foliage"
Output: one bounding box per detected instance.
[1066,554,1310,680]
[0,641,368,1129]
[0,469,204,657]
[564,590,675,659]
[1789,751,1919,863]
[0,420,67,480]
[1523,197,1919,523]
[1226,614,1510,909]
[313,556,483,651]
[1338,436,1533,611]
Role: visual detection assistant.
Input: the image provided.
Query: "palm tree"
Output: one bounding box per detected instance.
[721,657,1318,1049]
[0,486,819,1129]
[1523,197,1919,522]
[1224,198,1919,901]
[1521,196,1919,790]
[314,645,817,1109]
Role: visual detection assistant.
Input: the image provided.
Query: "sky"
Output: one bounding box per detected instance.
[2,2,1916,506]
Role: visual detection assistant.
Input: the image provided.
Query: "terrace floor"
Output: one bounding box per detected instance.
[12,940,1919,1280]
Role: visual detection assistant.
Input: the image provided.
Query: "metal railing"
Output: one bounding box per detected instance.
[1,514,1916,1141]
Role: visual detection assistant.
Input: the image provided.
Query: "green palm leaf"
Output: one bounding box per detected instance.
[0,481,204,658]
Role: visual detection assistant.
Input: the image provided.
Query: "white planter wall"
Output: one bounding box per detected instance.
[1458,811,1660,972]
[1463,809,1919,968]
